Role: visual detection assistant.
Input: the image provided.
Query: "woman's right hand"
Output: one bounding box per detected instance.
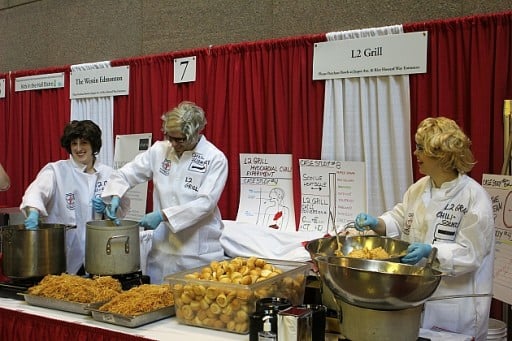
[24,210,39,229]
[354,212,378,231]
[104,196,121,225]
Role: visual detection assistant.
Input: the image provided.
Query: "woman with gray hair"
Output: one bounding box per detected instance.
[102,101,228,284]
[354,117,494,340]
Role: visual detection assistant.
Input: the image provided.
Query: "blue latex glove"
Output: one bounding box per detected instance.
[24,210,39,229]
[92,197,106,214]
[401,242,432,265]
[354,213,378,231]
[140,211,164,230]
[104,196,121,225]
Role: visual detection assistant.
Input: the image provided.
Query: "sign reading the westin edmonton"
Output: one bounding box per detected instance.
[236,154,296,232]
[313,31,428,80]
[70,65,129,99]
[299,159,366,234]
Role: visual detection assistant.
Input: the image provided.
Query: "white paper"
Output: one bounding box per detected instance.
[113,133,152,221]
[482,173,512,305]
[299,159,366,234]
[236,154,296,231]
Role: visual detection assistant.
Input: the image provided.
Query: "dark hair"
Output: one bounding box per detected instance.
[60,120,102,154]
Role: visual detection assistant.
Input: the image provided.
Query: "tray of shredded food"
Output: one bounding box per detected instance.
[87,284,175,327]
[21,273,122,315]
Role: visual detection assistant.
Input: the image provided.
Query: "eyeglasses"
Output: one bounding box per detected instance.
[165,134,187,144]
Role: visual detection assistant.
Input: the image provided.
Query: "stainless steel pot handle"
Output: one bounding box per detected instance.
[105,235,130,255]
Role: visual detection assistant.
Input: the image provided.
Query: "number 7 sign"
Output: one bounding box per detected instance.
[174,56,196,84]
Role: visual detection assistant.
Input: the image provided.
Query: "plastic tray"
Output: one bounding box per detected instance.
[87,304,175,328]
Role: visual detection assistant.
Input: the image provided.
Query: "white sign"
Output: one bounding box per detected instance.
[236,153,296,232]
[113,133,152,221]
[15,72,65,92]
[482,174,512,305]
[313,31,428,80]
[174,56,196,83]
[299,159,366,233]
[0,79,4,98]
[70,65,129,99]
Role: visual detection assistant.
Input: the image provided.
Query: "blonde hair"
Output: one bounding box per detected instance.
[415,117,475,174]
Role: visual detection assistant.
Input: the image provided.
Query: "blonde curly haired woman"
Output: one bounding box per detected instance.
[355,117,494,340]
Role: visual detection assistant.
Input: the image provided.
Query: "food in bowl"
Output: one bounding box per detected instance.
[337,246,391,259]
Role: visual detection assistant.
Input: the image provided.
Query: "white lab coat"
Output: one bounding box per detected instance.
[381,174,495,341]
[102,136,228,284]
[20,157,128,274]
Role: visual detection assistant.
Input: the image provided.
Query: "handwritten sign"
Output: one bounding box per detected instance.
[299,159,366,233]
[236,154,296,231]
[482,173,512,305]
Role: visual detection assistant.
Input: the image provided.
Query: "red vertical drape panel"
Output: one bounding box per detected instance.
[404,12,512,182]
[0,67,70,208]
[205,35,326,221]
[111,35,325,221]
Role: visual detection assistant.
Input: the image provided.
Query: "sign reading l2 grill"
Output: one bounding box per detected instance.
[313,31,428,80]
[70,65,129,99]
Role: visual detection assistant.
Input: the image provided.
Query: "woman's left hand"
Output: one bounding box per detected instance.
[401,242,432,264]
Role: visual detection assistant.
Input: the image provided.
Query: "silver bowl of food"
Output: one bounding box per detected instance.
[305,235,410,262]
[315,255,442,310]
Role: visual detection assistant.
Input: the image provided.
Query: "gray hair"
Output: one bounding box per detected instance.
[161,101,207,140]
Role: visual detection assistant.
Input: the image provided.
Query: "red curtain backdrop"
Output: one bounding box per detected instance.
[1,12,511,224]
[404,11,512,182]
[111,35,326,221]
[204,36,326,222]
[0,67,71,208]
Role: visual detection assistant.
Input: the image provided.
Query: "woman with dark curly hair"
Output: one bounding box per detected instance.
[20,120,128,275]
[354,117,494,340]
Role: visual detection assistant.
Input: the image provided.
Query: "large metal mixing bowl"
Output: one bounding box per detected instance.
[305,235,410,262]
[315,255,442,311]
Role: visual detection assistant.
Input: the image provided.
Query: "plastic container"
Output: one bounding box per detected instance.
[486,318,507,340]
[165,258,309,334]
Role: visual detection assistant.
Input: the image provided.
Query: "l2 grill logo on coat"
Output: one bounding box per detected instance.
[159,159,172,176]
[65,193,76,210]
